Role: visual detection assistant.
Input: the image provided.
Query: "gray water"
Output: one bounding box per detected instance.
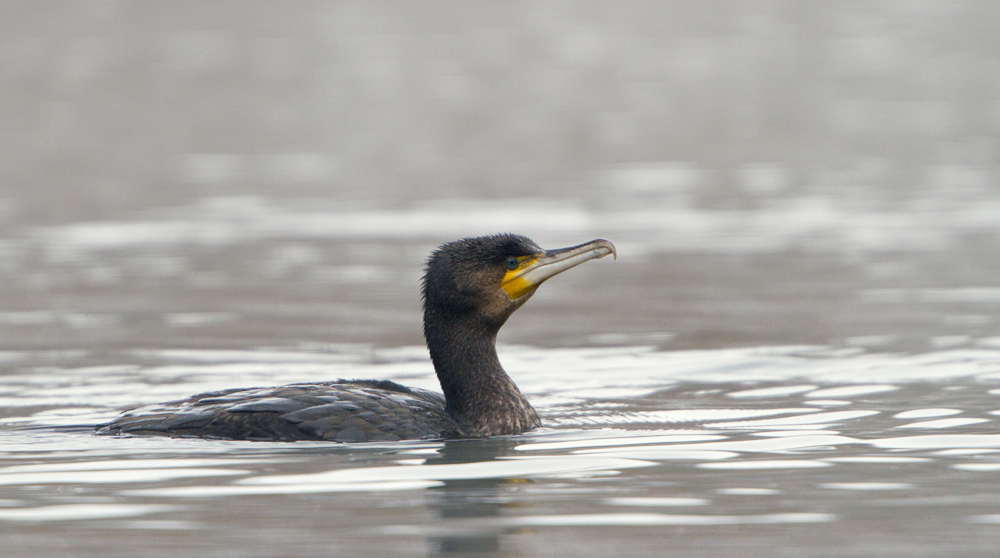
[5,2,1000,557]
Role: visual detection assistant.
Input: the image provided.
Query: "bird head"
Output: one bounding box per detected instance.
[422,234,616,329]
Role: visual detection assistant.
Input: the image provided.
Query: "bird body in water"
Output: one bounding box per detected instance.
[97,234,615,442]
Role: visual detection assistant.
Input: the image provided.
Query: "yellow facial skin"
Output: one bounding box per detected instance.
[499,239,616,300]
[500,257,540,299]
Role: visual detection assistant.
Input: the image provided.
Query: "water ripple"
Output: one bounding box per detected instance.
[507,512,837,526]
[0,504,176,522]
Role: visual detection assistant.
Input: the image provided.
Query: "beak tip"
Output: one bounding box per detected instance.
[597,239,617,261]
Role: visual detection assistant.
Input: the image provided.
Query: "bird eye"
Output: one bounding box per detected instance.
[504,256,519,271]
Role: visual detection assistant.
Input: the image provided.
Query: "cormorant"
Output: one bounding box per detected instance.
[97,234,615,442]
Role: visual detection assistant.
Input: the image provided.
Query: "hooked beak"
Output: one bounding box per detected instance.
[501,239,616,300]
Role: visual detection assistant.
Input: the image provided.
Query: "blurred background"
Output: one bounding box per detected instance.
[2,0,1000,354]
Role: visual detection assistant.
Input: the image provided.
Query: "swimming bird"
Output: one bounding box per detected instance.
[97,234,615,442]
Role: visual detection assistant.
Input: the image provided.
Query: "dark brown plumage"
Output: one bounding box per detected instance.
[97,234,615,442]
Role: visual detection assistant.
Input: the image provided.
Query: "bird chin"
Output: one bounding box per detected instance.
[510,287,536,306]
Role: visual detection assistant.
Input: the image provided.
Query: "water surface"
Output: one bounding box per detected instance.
[4,345,1000,557]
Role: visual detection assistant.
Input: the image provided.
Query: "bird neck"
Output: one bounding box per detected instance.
[424,308,540,436]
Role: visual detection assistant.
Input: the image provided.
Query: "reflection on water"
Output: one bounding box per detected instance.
[3,347,1000,556]
[424,439,530,555]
